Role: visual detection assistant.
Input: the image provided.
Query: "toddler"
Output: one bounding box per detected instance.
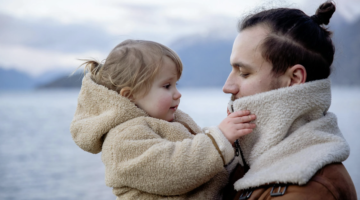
[70,40,256,200]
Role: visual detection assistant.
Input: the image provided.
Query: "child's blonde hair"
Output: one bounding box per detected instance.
[81,39,183,98]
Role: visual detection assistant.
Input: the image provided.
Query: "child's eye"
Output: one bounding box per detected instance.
[164,84,171,89]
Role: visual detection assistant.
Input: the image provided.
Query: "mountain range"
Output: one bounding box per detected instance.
[1,14,359,90]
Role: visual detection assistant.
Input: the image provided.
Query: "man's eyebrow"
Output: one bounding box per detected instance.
[230,62,253,70]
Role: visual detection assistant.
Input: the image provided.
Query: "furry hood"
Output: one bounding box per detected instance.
[227,79,350,190]
[70,74,148,154]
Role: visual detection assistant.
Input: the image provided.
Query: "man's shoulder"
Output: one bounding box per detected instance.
[280,163,356,200]
[230,163,357,200]
[308,162,357,200]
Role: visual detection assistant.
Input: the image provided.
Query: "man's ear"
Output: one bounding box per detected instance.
[285,64,307,86]
[119,87,133,100]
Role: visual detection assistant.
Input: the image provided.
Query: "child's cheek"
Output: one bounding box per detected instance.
[157,96,172,111]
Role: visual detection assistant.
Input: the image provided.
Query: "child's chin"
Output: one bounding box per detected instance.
[167,114,175,122]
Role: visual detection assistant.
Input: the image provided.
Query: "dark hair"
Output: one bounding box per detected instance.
[239,1,336,82]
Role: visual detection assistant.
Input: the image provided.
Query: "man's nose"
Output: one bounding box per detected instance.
[223,76,239,95]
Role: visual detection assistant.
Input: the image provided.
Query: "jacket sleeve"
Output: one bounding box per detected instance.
[176,109,235,165]
[203,126,236,165]
[101,118,231,196]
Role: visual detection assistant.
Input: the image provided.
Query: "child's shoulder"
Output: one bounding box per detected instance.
[107,114,200,141]
[105,117,160,141]
[174,109,202,134]
[109,116,177,136]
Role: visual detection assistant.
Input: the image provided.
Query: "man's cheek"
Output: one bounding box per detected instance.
[242,82,262,96]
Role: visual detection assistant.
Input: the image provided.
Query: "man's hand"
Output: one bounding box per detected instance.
[218,110,256,144]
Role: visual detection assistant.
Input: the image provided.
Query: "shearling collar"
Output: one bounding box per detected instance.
[227,79,350,190]
[70,74,148,154]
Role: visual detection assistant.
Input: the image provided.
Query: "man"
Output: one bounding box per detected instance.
[222,2,357,200]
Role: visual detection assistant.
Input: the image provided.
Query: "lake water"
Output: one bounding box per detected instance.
[0,87,359,200]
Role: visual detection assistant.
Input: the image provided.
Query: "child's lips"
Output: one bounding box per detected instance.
[170,105,178,111]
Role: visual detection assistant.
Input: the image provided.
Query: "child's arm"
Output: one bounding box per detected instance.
[102,121,225,196]
[102,111,255,196]
[202,110,256,168]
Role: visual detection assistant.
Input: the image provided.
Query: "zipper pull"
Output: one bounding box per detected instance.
[231,105,241,157]
[235,139,240,157]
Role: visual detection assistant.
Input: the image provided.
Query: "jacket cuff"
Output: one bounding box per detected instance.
[203,126,235,165]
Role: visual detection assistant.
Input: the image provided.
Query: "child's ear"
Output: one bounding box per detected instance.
[119,87,133,100]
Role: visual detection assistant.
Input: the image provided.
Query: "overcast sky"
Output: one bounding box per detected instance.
[1,0,359,76]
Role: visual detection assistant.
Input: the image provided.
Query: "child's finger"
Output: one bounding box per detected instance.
[228,110,250,118]
[236,123,256,130]
[235,129,253,137]
[227,108,231,116]
[233,114,256,123]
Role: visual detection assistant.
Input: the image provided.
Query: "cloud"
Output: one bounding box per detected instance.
[335,0,360,23]
[0,44,107,76]
[0,13,121,53]
[2,0,358,46]
[0,13,126,76]
[0,0,359,76]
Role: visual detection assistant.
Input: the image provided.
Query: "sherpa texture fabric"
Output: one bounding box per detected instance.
[70,74,234,200]
[227,78,350,191]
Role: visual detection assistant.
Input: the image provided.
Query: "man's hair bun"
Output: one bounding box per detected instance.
[311,1,336,25]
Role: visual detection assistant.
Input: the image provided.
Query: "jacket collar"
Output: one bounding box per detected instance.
[228,79,350,190]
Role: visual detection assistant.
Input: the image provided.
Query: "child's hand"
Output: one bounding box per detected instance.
[227,108,231,116]
[218,110,256,144]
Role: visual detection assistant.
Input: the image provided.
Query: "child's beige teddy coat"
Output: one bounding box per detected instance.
[70,74,235,200]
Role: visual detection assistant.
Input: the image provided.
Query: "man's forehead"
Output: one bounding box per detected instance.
[230,26,271,70]
[232,26,269,52]
[230,45,258,70]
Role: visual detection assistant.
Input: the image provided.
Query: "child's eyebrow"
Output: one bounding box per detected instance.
[160,76,176,83]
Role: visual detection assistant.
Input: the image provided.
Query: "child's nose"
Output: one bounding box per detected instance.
[174,89,181,100]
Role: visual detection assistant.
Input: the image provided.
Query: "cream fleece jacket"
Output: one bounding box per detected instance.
[70,74,234,200]
[227,78,350,191]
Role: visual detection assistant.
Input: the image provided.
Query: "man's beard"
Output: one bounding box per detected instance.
[231,94,236,101]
